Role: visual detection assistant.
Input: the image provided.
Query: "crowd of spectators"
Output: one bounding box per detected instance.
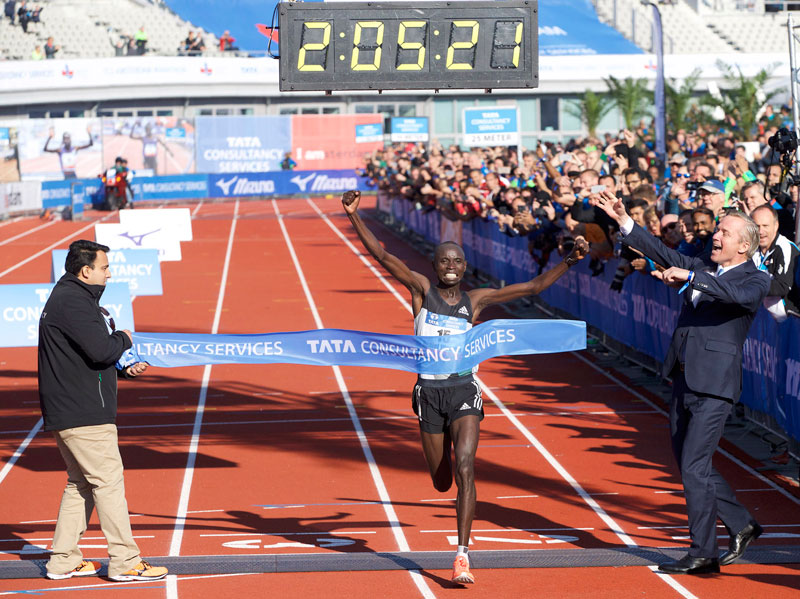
[360,116,800,320]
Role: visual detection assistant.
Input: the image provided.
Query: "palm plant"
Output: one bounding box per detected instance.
[665,68,701,132]
[701,60,785,139]
[564,90,615,138]
[603,75,652,130]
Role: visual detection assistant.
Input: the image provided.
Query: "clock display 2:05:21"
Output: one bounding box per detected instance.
[295,19,525,73]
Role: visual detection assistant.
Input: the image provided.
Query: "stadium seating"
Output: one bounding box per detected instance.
[0,0,222,60]
[0,0,793,60]
[592,0,790,54]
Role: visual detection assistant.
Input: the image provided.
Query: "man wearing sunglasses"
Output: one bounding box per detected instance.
[38,240,167,583]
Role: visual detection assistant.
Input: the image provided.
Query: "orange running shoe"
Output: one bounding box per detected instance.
[46,560,101,580]
[110,560,168,582]
[451,554,475,584]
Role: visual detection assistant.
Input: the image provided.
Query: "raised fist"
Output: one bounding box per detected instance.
[342,190,361,214]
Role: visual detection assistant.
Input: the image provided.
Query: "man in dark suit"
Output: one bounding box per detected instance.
[593,190,770,574]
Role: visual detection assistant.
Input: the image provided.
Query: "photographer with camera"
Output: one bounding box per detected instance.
[763,127,798,240]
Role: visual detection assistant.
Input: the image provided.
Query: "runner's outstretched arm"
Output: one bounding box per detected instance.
[469,237,589,320]
[342,190,428,303]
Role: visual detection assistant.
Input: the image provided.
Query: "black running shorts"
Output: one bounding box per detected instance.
[411,377,484,434]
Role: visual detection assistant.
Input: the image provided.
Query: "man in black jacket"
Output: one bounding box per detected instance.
[593,191,770,575]
[38,240,168,582]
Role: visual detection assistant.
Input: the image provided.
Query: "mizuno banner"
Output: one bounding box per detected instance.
[122,319,586,374]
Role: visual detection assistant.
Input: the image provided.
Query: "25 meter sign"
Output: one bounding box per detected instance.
[278,1,538,91]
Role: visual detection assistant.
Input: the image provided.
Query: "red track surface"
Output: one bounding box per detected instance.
[0,198,798,598]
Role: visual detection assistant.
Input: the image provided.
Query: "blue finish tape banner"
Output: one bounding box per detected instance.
[123,319,586,374]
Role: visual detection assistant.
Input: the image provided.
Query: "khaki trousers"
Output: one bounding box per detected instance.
[46,423,141,577]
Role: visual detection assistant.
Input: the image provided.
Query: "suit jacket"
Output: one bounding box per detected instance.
[624,224,770,402]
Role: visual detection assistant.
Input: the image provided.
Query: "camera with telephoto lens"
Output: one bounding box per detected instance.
[768,127,798,155]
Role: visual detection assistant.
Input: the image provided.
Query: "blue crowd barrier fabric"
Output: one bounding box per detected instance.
[385,199,800,443]
[119,319,586,373]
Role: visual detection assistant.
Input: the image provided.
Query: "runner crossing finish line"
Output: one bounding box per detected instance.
[120,319,586,374]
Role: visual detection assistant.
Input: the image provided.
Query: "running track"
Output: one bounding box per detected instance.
[0,198,798,598]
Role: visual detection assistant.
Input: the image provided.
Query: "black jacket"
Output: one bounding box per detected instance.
[624,224,770,402]
[37,273,132,431]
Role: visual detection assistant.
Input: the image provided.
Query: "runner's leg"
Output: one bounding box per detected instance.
[419,430,453,492]
[449,415,480,547]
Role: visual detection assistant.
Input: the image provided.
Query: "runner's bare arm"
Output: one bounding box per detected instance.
[342,190,429,301]
[468,236,589,320]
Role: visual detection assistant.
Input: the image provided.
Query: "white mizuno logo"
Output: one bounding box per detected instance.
[458,306,470,316]
[459,402,471,410]
[215,176,238,195]
[290,172,316,192]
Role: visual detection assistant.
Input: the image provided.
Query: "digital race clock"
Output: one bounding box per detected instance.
[278,1,538,92]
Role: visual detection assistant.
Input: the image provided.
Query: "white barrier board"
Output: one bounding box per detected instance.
[119,208,193,241]
[95,223,182,262]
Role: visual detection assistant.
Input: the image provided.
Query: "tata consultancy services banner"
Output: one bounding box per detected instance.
[195,116,291,173]
[0,282,134,348]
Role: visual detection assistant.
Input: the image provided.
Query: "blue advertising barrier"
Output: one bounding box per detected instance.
[207,169,371,198]
[130,174,209,201]
[386,199,800,443]
[52,249,163,296]
[36,169,373,210]
[41,179,102,209]
[0,281,135,348]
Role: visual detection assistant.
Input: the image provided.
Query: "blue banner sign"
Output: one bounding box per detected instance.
[195,116,291,173]
[0,281,135,348]
[386,199,800,442]
[52,249,163,296]
[462,107,520,147]
[41,179,102,209]
[355,123,384,144]
[130,174,208,201]
[208,169,371,198]
[121,319,586,373]
[390,117,429,143]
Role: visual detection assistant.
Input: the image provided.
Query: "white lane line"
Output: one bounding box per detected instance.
[0,294,138,486]
[421,527,594,533]
[573,351,800,507]
[0,219,56,247]
[649,566,699,599]
[0,572,258,596]
[0,419,42,487]
[200,531,377,537]
[0,216,23,229]
[275,198,435,599]
[0,213,113,280]
[476,378,638,547]
[311,199,698,597]
[166,199,239,599]
[191,200,204,218]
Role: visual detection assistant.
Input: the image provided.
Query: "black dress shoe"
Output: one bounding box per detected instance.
[658,554,720,574]
[719,521,763,566]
